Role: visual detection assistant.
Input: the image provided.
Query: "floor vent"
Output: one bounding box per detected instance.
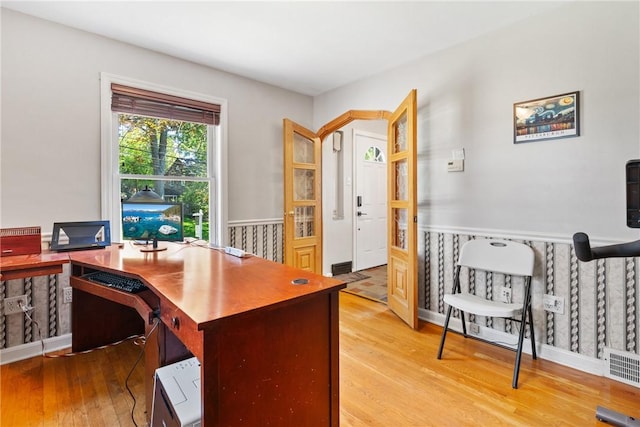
[604,347,640,388]
[331,261,352,276]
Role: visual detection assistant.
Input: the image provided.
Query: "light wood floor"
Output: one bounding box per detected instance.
[2,292,638,426]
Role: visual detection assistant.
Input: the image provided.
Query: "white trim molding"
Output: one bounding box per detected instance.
[0,334,72,365]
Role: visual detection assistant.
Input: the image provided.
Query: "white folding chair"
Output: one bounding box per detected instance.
[436,239,536,388]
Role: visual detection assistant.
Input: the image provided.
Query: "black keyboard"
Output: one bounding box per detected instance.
[83,271,147,293]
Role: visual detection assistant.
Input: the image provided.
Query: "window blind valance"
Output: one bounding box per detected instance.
[111,83,220,125]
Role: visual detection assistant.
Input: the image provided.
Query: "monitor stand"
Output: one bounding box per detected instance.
[140,246,167,253]
[136,238,167,253]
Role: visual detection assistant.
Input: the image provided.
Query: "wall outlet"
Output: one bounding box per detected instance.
[63,287,73,304]
[470,323,480,335]
[4,295,28,315]
[500,286,512,303]
[543,294,565,314]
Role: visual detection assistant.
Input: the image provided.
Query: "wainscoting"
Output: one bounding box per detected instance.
[2,221,638,381]
[227,219,284,263]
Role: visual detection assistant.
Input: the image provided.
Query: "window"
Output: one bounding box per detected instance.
[364,146,385,163]
[101,73,227,245]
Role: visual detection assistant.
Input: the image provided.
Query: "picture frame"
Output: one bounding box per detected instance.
[513,91,580,143]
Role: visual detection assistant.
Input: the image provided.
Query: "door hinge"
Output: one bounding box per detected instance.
[414,216,417,223]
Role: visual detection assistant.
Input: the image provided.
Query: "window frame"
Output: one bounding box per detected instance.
[100,72,228,246]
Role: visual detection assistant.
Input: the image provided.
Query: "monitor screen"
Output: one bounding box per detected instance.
[122,202,183,242]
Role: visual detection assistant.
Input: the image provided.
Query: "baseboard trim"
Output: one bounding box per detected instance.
[0,334,72,365]
[419,308,604,376]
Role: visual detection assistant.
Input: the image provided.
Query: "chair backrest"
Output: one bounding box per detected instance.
[458,239,534,277]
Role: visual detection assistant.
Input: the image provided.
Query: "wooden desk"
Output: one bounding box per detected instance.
[0,251,69,280]
[68,243,345,426]
[0,251,68,280]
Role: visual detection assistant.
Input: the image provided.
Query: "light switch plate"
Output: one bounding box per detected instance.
[447,159,464,172]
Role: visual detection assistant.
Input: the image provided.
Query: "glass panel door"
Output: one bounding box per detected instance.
[387,90,418,329]
[283,119,322,273]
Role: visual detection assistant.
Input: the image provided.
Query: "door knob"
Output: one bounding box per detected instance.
[357,211,367,217]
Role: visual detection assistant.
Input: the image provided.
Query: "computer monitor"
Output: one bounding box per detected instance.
[122,201,183,242]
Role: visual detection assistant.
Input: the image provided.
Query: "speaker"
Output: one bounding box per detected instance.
[627,159,640,228]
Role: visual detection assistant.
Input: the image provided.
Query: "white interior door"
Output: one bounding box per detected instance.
[354,131,387,271]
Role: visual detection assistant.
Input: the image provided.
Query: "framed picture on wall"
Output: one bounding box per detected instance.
[513,91,580,143]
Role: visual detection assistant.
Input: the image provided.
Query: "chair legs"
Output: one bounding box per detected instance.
[512,298,535,389]
[437,305,454,359]
[439,302,536,389]
[528,303,537,360]
[513,316,527,389]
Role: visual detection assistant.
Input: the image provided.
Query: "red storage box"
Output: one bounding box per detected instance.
[0,226,42,256]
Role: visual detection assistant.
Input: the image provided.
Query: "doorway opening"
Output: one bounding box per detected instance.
[339,264,388,303]
[283,89,418,329]
[324,122,388,304]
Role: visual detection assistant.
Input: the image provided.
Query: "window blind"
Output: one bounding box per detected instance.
[111,83,220,125]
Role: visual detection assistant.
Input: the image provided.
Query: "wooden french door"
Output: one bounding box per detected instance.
[387,90,418,329]
[283,119,323,273]
[282,100,417,329]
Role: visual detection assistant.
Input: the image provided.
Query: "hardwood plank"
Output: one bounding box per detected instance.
[2,291,639,426]
[2,340,147,426]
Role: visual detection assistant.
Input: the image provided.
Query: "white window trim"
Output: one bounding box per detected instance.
[99,72,228,246]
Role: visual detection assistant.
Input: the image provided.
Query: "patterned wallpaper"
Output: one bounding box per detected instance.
[1,264,71,350]
[2,224,637,369]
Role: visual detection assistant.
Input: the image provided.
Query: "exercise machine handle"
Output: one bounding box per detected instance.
[573,232,640,262]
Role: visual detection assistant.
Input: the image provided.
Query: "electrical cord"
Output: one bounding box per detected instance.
[19,300,159,426]
[19,299,147,358]
[126,317,160,427]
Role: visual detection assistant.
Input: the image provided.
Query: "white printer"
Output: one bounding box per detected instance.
[151,357,202,427]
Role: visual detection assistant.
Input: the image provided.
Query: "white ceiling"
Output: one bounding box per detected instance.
[2,1,566,96]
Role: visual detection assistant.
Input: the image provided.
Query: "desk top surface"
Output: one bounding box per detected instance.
[68,243,345,327]
[0,251,69,272]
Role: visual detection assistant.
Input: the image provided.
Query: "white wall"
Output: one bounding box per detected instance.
[315,1,640,244]
[0,9,312,231]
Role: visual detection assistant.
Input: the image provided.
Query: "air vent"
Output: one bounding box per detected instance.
[331,261,352,276]
[0,226,40,237]
[604,347,640,388]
